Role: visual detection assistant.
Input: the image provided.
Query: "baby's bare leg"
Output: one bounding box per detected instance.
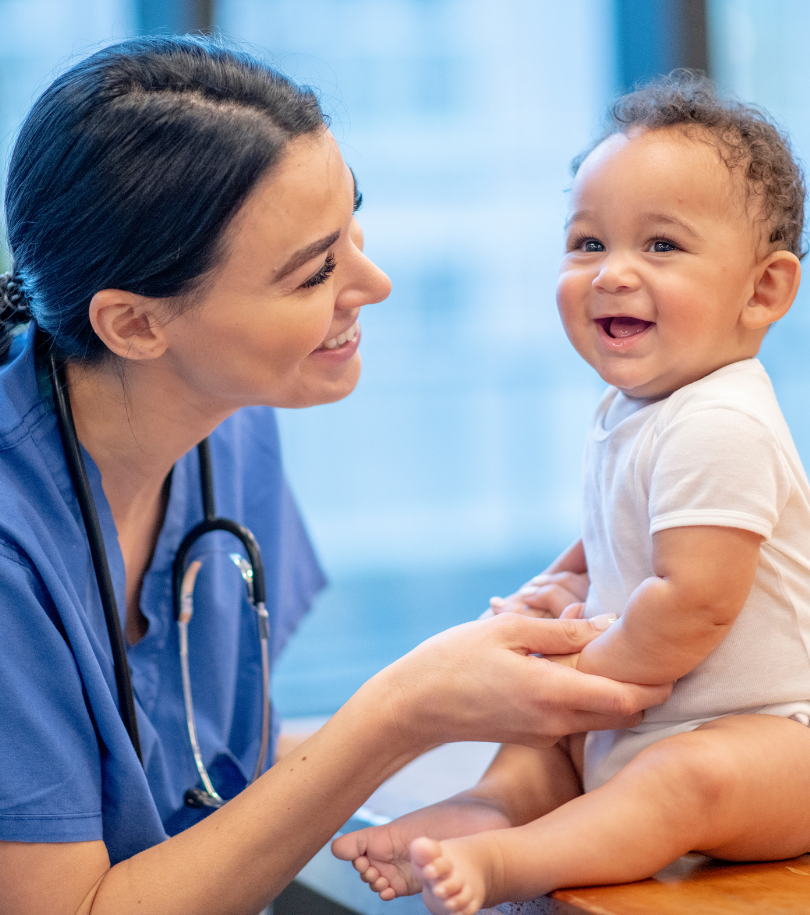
[412,715,810,915]
[332,741,582,899]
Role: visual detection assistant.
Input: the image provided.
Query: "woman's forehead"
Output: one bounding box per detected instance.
[219,130,352,273]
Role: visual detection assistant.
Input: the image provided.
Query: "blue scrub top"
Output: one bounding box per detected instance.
[0,327,325,864]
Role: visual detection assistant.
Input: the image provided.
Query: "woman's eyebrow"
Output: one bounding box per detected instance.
[275,230,340,281]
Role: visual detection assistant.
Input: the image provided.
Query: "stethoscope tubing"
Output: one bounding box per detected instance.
[49,353,143,761]
[49,348,271,802]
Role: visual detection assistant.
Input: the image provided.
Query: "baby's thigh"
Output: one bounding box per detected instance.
[642,713,810,860]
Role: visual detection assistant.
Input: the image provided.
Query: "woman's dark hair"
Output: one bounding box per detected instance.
[572,71,806,259]
[0,35,326,363]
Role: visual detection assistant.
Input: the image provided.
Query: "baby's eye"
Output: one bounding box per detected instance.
[649,239,678,253]
[569,236,604,253]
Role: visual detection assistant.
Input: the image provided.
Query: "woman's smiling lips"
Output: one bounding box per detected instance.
[595,315,654,349]
[311,320,361,360]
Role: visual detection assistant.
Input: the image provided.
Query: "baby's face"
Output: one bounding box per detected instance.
[557,128,766,399]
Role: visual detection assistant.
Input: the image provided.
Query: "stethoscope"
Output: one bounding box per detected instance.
[48,349,271,810]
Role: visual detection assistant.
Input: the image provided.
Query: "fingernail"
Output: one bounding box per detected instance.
[489,596,505,607]
[518,586,537,597]
[590,613,617,631]
[530,575,548,585]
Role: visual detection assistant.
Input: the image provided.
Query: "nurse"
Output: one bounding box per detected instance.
[0,37,669,914]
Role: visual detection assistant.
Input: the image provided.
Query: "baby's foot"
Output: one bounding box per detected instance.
[331,798,509,901]
[410,836,491,915]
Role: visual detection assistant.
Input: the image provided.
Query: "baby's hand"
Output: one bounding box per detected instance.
[486,570,589,620]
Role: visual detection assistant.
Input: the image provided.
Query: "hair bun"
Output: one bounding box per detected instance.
[0,271,32,326]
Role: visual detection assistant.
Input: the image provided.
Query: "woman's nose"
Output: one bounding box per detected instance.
[592,252,639,294]
[337,255,391,311]
[337,220,392,310]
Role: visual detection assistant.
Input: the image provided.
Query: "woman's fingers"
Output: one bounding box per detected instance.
[537,667,671,734]
[387,614,671,750]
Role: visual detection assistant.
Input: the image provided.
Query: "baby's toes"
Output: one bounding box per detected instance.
[352,854,370,874]
[370,874,390,893]
[358,863,381,884]
[431,868,464,901]
[445,883,476,915]
[423,854,453,884]
[379,886,397,901]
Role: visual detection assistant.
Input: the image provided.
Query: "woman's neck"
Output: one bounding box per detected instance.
[65,357,230,519]
[65,357,234,643]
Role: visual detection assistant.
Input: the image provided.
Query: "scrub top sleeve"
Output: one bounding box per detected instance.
[0,541,104,843]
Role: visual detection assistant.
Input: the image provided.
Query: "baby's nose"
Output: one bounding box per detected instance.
[592,252,639,293]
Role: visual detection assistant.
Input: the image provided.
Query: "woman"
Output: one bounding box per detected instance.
[0,37,668,914]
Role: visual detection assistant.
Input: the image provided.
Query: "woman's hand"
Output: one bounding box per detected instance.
[374,613,671,752]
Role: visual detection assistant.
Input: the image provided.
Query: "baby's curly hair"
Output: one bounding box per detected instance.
[572,71,806,258]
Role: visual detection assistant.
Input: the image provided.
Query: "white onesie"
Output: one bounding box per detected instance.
[581,358,810,792]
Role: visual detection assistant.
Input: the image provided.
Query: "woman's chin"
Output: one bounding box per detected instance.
[278,355,362,409]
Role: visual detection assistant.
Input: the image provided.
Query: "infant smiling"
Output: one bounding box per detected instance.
[333,74,810,914]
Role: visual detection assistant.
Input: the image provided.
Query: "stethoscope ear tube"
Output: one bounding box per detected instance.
[49,353,143,763]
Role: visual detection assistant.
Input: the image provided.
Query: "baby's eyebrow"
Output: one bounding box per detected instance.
[564,209,591,230]
[645,213,700,238]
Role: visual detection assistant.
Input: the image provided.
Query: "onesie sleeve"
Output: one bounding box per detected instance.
[648,405,793,540]
[0,541,104,842]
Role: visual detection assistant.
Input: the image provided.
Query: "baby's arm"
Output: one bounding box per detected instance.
[576,525,762,684]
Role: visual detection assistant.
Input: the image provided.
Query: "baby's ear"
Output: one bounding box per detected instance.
[743,250,802,329]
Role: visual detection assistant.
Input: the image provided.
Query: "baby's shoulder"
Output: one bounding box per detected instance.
[659,359,779,431]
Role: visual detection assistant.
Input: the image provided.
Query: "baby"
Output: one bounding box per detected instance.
[332,75,810,914]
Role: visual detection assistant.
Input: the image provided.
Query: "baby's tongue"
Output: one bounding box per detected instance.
[609,316,652,338]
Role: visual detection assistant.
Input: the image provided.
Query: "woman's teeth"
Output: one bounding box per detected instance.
[321,321,359,350]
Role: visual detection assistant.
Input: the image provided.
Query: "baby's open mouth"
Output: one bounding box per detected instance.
[596,316,654,339]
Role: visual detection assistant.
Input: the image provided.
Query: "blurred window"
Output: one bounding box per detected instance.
[708,0,810,466]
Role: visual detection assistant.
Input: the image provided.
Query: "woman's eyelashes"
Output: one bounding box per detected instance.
[349,166,363,213]
[301,253,337,289]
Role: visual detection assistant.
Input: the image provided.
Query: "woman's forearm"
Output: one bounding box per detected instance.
[94,671,428,915]
[3,615,672,915]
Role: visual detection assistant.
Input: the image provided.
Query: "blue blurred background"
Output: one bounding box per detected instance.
[2,0,809,717]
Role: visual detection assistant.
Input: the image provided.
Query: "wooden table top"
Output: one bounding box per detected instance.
[540,853,810,914]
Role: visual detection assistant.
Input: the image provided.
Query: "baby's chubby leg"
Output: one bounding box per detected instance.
[412,714,810,914]
[331,741,582,900]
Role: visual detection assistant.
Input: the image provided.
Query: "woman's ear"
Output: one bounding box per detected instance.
[743,250,802,330]
[88,288,169,360]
